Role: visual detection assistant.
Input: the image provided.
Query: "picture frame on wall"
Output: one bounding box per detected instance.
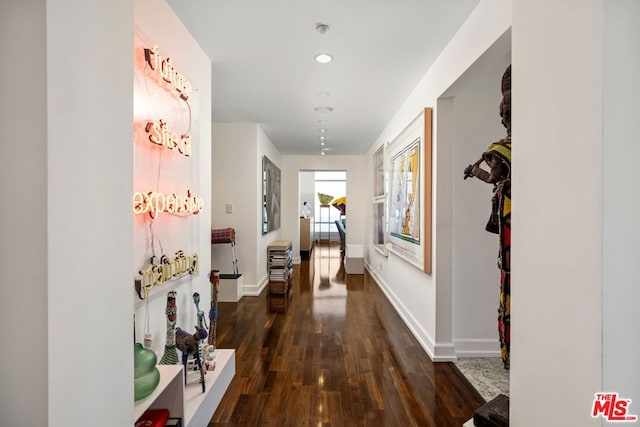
[373,143,385,198]
[372,144,387,255]
[386,107,432,273]
[389,137,421,244]
[262,155,281,234]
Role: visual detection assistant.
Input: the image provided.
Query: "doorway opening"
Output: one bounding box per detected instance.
[299,170,347,247]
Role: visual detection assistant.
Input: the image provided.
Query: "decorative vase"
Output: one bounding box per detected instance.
[134,342,160,401]
[317,192,333,206]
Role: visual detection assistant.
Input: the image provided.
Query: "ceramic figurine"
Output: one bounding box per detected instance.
[205,270,220,370]
[175,326,208,392]
[159,291,179,365]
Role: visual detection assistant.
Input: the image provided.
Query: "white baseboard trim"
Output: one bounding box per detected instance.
[242,275,268,296]
[454,339,501,358]
[292,256,301,265]
[432,342,458,362]
[365,260,456,362]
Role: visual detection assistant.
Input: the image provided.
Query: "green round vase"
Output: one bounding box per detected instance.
[134,343,161,401]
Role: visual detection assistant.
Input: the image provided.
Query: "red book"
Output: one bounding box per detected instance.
[135,409,170,427]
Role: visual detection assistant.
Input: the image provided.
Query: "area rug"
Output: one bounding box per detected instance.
[455,357,510,402]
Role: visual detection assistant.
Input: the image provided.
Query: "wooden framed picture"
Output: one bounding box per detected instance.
[386,107,432,274]
[262,155,281,234]
[372,144,387,255]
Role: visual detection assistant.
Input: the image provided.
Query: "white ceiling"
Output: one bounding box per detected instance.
[167,0,480,156]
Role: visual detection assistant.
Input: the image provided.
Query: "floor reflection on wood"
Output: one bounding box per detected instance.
[209,242,484,427]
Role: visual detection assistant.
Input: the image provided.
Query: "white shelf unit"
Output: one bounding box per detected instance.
[134,349,236,427]
[184,349,235,427]
[134,364,183,422]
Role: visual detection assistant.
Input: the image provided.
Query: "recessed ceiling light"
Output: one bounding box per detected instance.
[319,135,327,141]
[319,128,328,133]
[321,151,326,156]
[314,53,333,64]
[314,106,333,113]
[316,119,329,124]
[320,141,326,146]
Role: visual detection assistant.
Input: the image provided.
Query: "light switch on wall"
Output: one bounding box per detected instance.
[226,203,233,213]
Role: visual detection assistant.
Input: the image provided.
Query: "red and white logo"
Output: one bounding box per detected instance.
[592,393,638,422]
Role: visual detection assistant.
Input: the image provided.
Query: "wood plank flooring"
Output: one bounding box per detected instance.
[209,243,484,426]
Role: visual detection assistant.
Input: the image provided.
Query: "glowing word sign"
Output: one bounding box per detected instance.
[138,251,199,299]
[133,190,204,218]
[144,45,192,100]
[145,120,191,157]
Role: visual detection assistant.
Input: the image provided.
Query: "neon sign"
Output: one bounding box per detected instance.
[144,45,192,100]
[133,190,204,218]
[145,120,191,157]
[137,251,199,299]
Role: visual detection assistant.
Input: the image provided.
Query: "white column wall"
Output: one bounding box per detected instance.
[212,123,259,285]
[211,123,281,296]
[603,0,640,409]
[0,1,48,426]
[47,0,134,426]
[511,1,603,425]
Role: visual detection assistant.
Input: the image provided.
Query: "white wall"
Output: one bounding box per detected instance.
[257,125,283,290]
[281,156,366,261]
[211,123,281,296]
[43,0,134,425]
[212,123,259,284]
[0,1,48,425]
[299,171,316,218]
[365,0,512,361]
[511,0,603,425]
[452,51,511,356]
[603,0,640,412]
[47,1,133,425]
[132,0,212,382]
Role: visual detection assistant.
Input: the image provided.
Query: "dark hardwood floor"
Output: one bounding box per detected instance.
[209,242,484,426]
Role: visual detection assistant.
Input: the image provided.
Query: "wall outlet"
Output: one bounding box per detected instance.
[226,203,233,213]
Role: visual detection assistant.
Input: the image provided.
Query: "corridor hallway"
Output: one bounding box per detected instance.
[209,243,484,426]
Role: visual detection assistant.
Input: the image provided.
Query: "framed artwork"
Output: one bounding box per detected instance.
[389,138,421,244]
[373,144,385,198]
[423,108,432,274]
[262,155,281,234]
[386,108,432,273]
[373,200,386,246]
[372,144,387,255]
